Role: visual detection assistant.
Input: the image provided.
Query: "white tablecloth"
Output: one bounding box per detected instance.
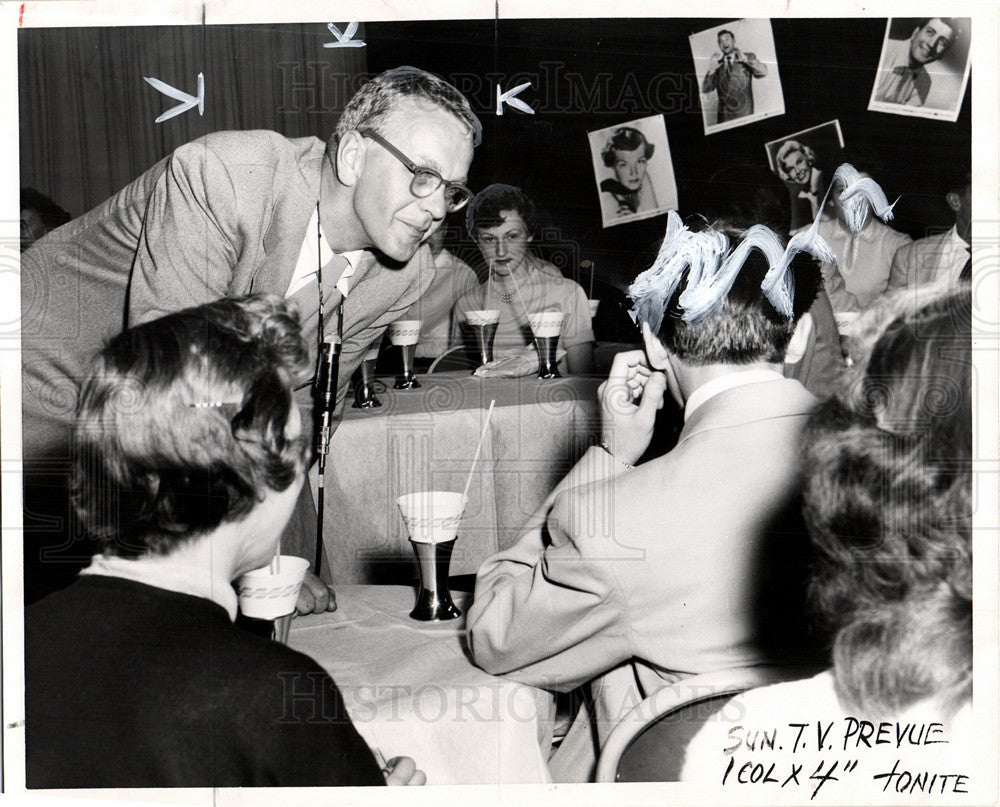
[288,585,554,785]
[311,371,602,584]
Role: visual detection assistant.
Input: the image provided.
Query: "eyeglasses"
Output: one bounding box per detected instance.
[357,127,473,213]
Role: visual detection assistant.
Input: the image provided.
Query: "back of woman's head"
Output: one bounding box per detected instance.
[73,295,313,558]
[803,286,972,716]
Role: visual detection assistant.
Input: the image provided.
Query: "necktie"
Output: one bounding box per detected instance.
[889,66,914,104]
[317,253,349,336]
[288,254,348,326]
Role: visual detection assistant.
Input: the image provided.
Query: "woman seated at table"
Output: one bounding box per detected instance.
[24,295,424,788]
[450,183,595,375]
[680,285,972,782]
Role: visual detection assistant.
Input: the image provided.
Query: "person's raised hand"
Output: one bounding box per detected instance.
[383,756,427,786]
[295,571,337,615]
[597,350,667,466]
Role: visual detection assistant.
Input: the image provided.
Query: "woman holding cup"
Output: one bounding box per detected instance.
[24,295,424,788]
[450,184,595,375]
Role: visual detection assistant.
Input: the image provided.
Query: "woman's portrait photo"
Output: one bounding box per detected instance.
[765,120,845,230]
[588,115,678,228]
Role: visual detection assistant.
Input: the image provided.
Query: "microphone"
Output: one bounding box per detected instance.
[314,335,342,469]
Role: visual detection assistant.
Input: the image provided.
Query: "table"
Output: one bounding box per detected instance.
[314,371,602,584]
[288,585,555,785]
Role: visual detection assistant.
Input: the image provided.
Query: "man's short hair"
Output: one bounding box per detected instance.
[600,127,655,167]
[916,17,962,48]
[717,29,735,40]
[944,167,972,196]
[654,219,821,365]
[333,65,482,149]
[73,295,313,558]
[465,183,536,238]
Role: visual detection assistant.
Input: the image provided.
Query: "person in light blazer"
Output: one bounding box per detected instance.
[467,214,826,781]
[21,66,481,605]
[681,285,972,784]
[889,168,971,289]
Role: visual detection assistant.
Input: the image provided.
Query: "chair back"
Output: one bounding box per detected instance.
[595,666,810,783]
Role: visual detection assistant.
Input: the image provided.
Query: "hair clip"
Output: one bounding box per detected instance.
[188,401,240,409]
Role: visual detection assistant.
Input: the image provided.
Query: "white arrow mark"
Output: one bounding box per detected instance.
[324,22,365,48]
[144,73,205,123]
[496,82,535,116]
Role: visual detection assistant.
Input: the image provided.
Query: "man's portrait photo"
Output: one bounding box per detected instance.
[868,17,971,121]
[765,120,845,230]
[587,114,678,228]
[691,19,785,134]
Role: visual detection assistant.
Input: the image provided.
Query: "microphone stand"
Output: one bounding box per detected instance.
[313,301,343,577]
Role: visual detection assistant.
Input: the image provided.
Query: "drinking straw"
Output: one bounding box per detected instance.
[271,538,281,575]
[462,399,496,502]
[508,268,533,329]
[486,259,492,303]
[587,259,595,300]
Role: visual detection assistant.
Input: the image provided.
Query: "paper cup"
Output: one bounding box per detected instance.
[387,320,422,346]
[236,555,310,619]
[397,491,467,544]
[466,309,501,326]
[588,299,600,318]
[528,311,565,338]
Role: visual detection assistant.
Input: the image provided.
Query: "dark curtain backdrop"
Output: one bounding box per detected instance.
[18,23,368,217]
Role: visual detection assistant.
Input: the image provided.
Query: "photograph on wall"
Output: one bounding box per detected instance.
[764,120,845,230]
[4,5,996,805]
[587,114,678,228]
[868,17,972,121]
[691,18,785,135]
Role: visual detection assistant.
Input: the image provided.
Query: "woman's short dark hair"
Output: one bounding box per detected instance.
[601,127,655,167]
[72,295,313,558]
[803,286,972,716]
[465,183,536,238]
[654,218,821,364]
[21,187,71,230]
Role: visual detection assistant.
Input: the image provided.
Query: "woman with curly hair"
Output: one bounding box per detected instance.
[599,126,659,218]
[775,139,825,230]
[681,285,973,786]
[25,295,424,788]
